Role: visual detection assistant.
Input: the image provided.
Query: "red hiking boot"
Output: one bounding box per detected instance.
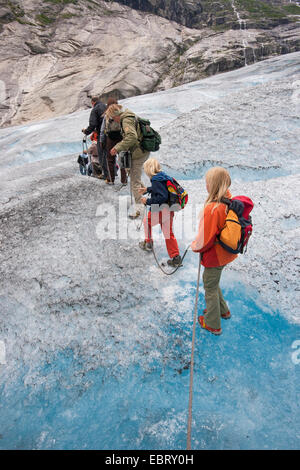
[203,308,231,319]
[221,310,231,319]
[198,315,222,335]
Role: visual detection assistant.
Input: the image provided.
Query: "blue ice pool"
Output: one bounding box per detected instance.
[0,283,299,450]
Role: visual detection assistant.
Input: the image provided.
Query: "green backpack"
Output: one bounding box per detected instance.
[136,117,161,152]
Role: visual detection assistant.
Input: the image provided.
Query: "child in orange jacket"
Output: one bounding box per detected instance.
[191,167,237,335]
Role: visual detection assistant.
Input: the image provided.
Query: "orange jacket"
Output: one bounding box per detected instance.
[191,191,238,268]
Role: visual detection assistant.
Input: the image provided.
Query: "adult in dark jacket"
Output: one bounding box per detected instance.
[100,97,127,185]
[82,96,108,179]
[138,158,181,267]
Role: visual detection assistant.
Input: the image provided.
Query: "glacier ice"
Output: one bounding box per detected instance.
[0,52,299,450]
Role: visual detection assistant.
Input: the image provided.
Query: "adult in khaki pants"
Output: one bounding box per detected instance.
[107,104,150,218]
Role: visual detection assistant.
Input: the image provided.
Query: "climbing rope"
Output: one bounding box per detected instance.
[127,166,147,231]
[133,204,146,232]
[114,182,128,192]
[139,205,190,275]
[151,241,190,276]
[128,179,190,274]
[187,254,202,450]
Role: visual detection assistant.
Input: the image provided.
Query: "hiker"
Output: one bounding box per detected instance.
[82,96,108,180]
[100,98,127,186]
[107,104,149,218]
[191,166,238,336]
[83,131,102,178]
[138,158,182,267]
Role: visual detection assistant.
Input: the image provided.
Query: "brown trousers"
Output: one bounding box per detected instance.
[106,136,127,184]
[92,161,102,176]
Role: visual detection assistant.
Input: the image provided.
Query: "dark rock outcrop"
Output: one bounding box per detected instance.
[114,0,204,27]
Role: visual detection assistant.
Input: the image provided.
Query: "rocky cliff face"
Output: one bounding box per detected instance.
[113,0,205,28]
[114,0,298,29]
[0,0,299,127]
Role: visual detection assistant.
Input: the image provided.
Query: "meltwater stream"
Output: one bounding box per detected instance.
[0,276,299,450]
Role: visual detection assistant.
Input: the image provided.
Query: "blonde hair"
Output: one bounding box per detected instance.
[105,103,123,120]
[205,166,231,208]
[144,158,161,178]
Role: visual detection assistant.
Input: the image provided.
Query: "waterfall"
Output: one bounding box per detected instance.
[231,0,256,66]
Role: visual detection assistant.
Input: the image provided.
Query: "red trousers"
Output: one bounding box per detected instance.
[144,208,179,259]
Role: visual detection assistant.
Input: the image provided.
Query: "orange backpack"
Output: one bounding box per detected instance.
[218,196,253,254]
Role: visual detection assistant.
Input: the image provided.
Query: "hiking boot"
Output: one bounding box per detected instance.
[129,210,141,219]
[105,179,114,185]
[221,310,231,319]
[198,315,222,335]
[167,255,182,267]
[203,308,231,319]
[139,241,153,252]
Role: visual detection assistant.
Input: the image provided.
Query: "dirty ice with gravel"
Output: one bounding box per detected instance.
[0,52,299,450]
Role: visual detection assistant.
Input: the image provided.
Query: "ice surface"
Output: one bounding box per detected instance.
[0,53,299,450]
[1,52,300,169]
[0,286,299,450]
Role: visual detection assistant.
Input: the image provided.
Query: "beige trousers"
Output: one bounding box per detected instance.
[130,153,149,206]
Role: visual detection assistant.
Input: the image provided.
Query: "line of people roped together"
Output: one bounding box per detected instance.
[82,96,242,336]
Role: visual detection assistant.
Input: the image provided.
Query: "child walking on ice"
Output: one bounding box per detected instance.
[138,158,182,267]
[191,167,238,336]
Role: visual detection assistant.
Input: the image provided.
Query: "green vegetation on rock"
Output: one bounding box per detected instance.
[61,12,77,18]
[282,4,300,15]
[36,13,56,25]
[235,0,288,19]
[1,0,299,31]
[7,0,25,19]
